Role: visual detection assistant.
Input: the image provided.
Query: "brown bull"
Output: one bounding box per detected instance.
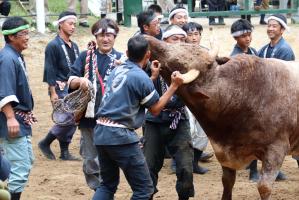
[146,36,299,200]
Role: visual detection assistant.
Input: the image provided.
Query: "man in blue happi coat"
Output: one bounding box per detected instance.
[0,17,35,200]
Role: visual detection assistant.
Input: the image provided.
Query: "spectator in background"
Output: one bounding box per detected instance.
[67,0,89,27]
[29,0,51,26]
[157,0,175,13]
[207,0,226,25]
[100,0,124,25]
[0,0,10,17]
[254,0,269,24]
[238,0,253,23]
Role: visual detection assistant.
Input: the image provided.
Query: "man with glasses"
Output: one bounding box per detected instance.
[0,16,35,200]
[40,11,80,161]
[137,10,162,39]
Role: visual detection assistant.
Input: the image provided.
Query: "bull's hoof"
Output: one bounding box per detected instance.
[275,171,287,181]
[249,170,259,182]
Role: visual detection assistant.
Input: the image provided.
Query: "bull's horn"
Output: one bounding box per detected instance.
[182,69,200,84]
[208,27,219,59]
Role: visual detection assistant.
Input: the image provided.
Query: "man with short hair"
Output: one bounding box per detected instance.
[68,18,125,191]
[0,16,35,200]
[230,19,257,56]
[168,5,188,27]
[258,14,295,60]
[137,10,161,39]
[91,34,185,200]
[40,11,80,161]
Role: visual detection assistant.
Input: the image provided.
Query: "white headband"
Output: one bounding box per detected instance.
[94,27,116,36]
[162,27,187,40]
[168,8,189,22]
[231,29,252,37]
[53,15,77,27]
[266,16,290,32]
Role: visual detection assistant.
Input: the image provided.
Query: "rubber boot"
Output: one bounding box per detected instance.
[249,160,259,182]
[116,12,123,25]
[193,149,208,174]
[59,142,81,161]
[38,133,56,160]
[11,192,21,200]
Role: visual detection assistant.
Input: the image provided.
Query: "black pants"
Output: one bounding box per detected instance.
[143,120,194,199]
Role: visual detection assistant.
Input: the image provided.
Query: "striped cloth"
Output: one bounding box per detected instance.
[15,110,37,126]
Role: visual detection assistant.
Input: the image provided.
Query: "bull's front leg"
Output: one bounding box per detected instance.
[221,166,236,200]
[258,145,287,200]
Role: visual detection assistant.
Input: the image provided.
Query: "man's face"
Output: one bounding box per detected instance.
[164,34,186,44]
[96,32,116,53]
[170,12,188,27]
[235,32,252,49]
[267,19,284,40]
[185,30,201,45]
[10,29,30,52]
[59,18,76,36]
[144,18,160,37]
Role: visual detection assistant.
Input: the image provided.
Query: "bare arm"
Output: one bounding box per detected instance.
[148,71,183,116]
[2,103,19,138]
[49,85,58,104]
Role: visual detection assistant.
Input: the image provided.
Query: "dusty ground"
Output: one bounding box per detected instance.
[2,16,299,200]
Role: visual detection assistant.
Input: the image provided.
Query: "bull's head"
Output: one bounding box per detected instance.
[145,36,218,98]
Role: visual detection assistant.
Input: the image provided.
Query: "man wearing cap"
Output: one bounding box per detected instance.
[256,13,295,181]
[258,14,295,61]
[168,5,188,27]
[0,16,35,200]
[40,11,80,161]
[143,24,195,200]
[68,18,126,191]
[136,10,162,40]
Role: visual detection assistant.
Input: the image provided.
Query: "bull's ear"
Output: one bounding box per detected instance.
[216,56,230,65]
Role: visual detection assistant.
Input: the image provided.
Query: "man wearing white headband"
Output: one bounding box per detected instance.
[0,16,34,200]
[258,14,294,61]
[68,18,126,191]
[162,24,186,43]
[40,11,80,162]
[230,19,257,56]
[256,13,295,182]
[169,5,188,27]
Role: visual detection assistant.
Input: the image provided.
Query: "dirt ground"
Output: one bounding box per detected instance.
[2,17,299,200]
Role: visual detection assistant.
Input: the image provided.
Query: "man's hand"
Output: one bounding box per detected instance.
[80,77,90,91]
[7,117,19,138]
[150,60,160,80]
[170,71,184,89]
[50,92,59,104]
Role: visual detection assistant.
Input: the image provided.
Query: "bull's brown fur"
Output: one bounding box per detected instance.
[147,36,299,200]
